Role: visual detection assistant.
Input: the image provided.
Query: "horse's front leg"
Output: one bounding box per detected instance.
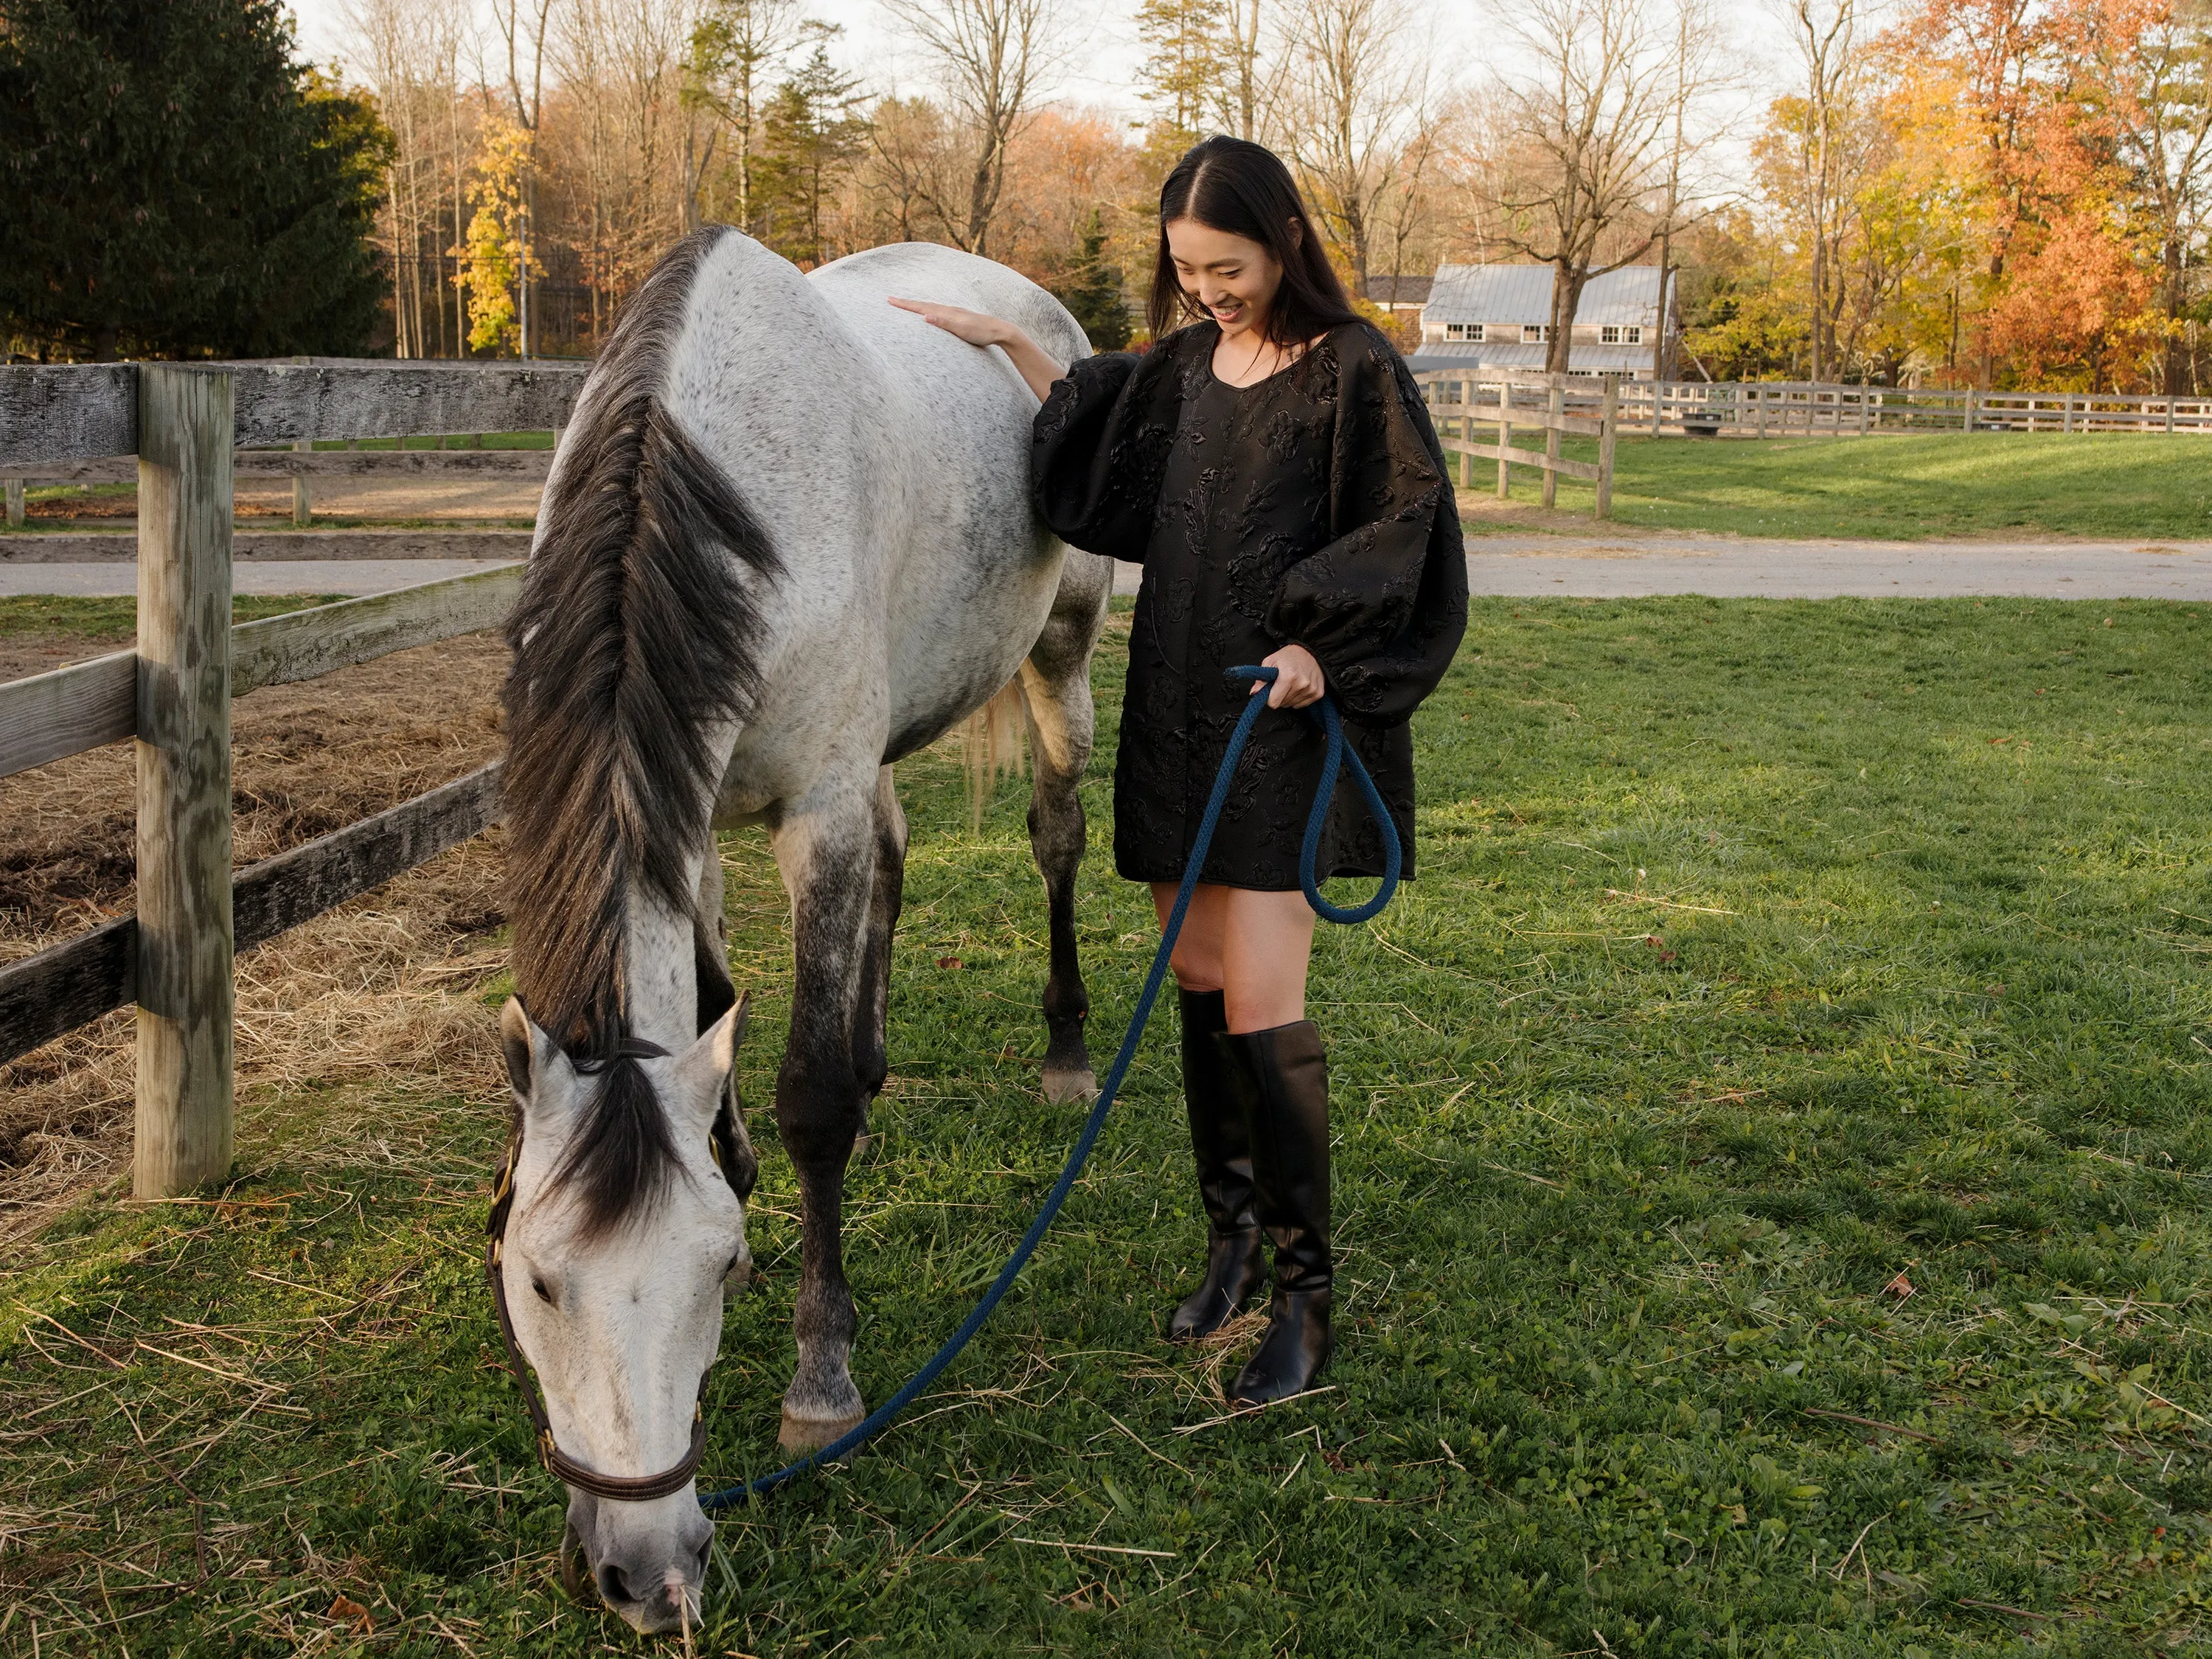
[768,765,877,1450]
[1020,549,1112,1104]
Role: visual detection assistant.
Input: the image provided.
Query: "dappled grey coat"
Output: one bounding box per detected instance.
[1032,319,1468,890]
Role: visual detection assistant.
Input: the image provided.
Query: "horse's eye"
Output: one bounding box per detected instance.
[532,1277,554,1305]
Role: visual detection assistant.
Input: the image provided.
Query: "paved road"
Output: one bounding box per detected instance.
[8,540,2211,602]
[1458,535,2212,599]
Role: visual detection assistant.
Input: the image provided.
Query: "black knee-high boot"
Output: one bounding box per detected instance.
[1167,989,1267,1342]
[1223,1020,1332,1404]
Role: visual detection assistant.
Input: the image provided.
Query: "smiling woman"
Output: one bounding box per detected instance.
[886,135,1468,1412]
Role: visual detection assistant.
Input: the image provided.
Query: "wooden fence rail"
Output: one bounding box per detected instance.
[0,359,579,1196]
[1414,368,1621,518]
[1587,378,2212,437]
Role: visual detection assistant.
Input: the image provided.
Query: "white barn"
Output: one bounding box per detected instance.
[1410,263,1674,379]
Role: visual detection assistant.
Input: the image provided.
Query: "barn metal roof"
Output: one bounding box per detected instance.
[1423,263,1671,328]
[1405,341,1658,375]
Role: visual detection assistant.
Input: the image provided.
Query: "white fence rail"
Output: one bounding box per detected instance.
[1433,376,2212,438]
[1413,368,1621,517]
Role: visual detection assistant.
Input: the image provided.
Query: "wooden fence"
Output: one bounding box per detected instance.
[1603,379,2212,437]
[0,358,585,1198]
[1414,369,1621,518]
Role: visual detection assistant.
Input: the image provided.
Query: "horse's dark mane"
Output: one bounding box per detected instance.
[502,225,780,1237]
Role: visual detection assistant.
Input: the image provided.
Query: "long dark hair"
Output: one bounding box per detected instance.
[1148,136,1362,347]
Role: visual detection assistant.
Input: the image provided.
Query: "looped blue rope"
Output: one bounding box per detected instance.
[701,663,1399,1510]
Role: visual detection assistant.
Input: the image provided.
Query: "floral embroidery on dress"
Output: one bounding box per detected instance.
[1031,321,1467,890]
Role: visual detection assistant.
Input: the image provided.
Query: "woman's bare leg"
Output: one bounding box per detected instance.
[1152,883,1315,1032]
[1153,881,1228,992]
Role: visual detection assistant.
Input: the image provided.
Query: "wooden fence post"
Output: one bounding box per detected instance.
[134,366,234,1199]
[4,477,21,528]
[1596,377,1618,520]
[1495,380,1512,500]
[1541,378,1564,509]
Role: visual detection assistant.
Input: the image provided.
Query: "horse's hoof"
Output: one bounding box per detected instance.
[1043,1066,1098,1105]
[778,1408,866,1453]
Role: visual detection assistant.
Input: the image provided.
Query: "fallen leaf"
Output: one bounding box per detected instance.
[936,956,963,970]
[1883,1271,1915,1299]
[328,1595,374,1634]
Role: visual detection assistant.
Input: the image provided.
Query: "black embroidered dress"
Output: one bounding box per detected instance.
[1032,321,1468,890]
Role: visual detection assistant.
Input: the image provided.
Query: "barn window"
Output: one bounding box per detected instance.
[1444,322,1485,341]
[1601,324,1645,344]
[1521,324,1551,344]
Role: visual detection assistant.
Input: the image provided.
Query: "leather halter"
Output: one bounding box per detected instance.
[484,1034,724,1504]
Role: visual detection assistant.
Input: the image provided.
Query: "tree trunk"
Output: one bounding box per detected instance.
[1546,263,1582,375]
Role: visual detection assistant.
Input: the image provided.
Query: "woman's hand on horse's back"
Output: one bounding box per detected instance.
[888,297,1065,403]
[888,296,1012,348]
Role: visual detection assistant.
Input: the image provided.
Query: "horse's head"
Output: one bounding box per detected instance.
[494,995,757,1634]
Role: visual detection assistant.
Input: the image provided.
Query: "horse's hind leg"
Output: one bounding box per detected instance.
[1020,549,1113,1104]
[768,764,878,1450]
[851,764,907,1105]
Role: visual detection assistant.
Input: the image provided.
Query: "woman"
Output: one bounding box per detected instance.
[891,136,1467,1405]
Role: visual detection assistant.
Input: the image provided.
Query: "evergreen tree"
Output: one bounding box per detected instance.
[753,27,866,268]
[1135,0,1225,156]
[0,0,392,360]
[1053,211,1133,351]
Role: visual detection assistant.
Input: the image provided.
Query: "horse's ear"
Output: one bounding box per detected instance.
[672,992,749,1130]
[500,998,567,1101]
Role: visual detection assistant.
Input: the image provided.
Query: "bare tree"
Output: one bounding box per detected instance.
[1775,0,1871,381]
[1217,0,1271,140]
[1651,0,1719,379]
[1276,0,1431,286]
[343,0,470,356]
[880,0,1064,256]
[1478,0,1703,373]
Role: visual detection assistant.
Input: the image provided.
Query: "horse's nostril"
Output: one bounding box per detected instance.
[597,1562,634,1604]
[695,1538,711,1575]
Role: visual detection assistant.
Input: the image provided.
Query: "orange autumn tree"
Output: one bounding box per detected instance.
[1896,0,2175,389]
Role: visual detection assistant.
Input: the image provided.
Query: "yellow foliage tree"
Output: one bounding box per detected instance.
[457,119,529,356]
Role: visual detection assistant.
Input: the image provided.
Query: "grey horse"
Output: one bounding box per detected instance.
[492,229,1110,1632]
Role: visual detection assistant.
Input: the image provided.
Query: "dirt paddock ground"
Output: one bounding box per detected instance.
[0,625,512,1248]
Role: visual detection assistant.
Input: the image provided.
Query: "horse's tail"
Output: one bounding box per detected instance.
[501,226,781,1234]
[962,678,1029,832]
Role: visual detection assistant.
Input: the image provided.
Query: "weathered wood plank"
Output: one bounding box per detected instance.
[0,763,506,1064]
[233,762,504,950]
[133,366,236,1197]
[13,450,554,484]
[0,529,535,563]
[0,917,136,1066]
[0,566,523,779]
[1437,438,1604,481]
[0,650,136,779]
[228,361,587,446]
[0,365,137,467]
[231,565,522,696]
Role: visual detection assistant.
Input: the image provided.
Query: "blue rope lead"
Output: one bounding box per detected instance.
[701,664,1399,1511]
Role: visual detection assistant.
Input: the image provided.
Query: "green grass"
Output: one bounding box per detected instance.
[0,593,343,644]
[1458,433,2212,541]
[10,598,2212,1655]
